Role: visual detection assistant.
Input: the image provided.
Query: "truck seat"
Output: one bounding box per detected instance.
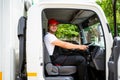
[44,43,76,75]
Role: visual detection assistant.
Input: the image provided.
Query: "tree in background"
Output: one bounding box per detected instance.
[96,0,120,36]
[55,24,79,40]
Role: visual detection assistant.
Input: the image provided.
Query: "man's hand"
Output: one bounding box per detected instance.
[78,45,88,50]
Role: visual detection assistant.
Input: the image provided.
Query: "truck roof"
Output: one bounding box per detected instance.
[39,0,96,4]
[28,0,100,25]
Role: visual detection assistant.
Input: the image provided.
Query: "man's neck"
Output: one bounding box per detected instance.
[49,31,55,34]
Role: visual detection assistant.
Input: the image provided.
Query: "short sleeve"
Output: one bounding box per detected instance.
[44,33,58,55]
[44,33,58,43]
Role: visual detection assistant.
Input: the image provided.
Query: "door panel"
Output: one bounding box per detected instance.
[108,37,120,80]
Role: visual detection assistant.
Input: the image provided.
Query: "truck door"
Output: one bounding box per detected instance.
[108,37,120,80]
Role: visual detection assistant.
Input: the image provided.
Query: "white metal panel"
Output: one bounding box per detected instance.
[40,0,96,4]
[0,0,25,80]
[0,0,2,74]
[27,5,44,80]
[1,0,11,80]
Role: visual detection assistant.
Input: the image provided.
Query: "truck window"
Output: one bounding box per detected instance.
[82,20,105,48]
[55,24,81,44]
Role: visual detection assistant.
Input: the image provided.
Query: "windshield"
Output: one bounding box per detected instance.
[55,24,80,44]
[83,23,105,48]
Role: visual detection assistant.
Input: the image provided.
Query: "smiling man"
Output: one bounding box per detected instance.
[44,18,88,80]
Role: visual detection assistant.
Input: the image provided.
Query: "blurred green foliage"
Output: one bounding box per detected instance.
[55,24,79,39]
[96,0,120,36]
[55,0,120,38]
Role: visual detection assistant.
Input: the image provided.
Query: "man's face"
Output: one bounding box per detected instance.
[48,24,58,33]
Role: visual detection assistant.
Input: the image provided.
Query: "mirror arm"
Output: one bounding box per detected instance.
[113,0,117,37]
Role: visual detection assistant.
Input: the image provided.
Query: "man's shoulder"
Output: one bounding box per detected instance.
[44,32,56,40]
[45,32,54,37]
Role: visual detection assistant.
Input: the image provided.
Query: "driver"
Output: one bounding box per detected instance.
[44,18,88,80]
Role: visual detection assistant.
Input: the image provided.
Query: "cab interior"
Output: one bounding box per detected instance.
[42,8,106,80]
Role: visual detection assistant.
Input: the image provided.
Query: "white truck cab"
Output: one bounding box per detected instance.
[1,0,120,80]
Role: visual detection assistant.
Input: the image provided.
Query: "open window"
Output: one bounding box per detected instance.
[42,8,106,80]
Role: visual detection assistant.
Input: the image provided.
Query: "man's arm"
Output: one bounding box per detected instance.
[52,39,88,50]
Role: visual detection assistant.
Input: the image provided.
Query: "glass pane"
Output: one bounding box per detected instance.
[55,24,81,44]
[83,23,105,48]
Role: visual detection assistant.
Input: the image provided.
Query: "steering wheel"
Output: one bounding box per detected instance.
[70,43,94,54]
[83,42,95,47]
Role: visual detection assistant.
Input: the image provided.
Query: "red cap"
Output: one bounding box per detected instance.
[48,18,59,25]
